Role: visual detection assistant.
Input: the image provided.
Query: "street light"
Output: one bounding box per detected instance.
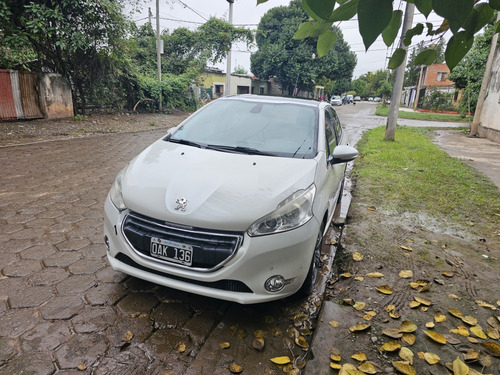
[225,0,234,96]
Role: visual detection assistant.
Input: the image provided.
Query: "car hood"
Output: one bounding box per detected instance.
[121,140,318,231]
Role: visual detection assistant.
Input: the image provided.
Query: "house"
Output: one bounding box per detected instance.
[198,67,255,99]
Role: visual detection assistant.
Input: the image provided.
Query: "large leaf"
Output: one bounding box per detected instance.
[415,0,432,17]
[490,0,500,11]
[358,0,393,50]
[382,10,403,47]
[304,0,335,21]
[445,31,474,70]
[257,0,269,4]
[317,30,338,57]
[403,23,424,47]
[463,3,495,35]
[293,20,332,39]
[329,0,359,22]
[432,0,474,34]
[388,48,406,69]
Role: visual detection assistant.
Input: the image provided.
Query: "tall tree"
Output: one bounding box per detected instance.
[250,0,356,96]
[405,39,446,87]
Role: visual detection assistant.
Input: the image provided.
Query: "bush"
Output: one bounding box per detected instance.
[421,89,455,111]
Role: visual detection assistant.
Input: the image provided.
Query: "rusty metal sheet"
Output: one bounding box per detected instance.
[0,69,17,120]
[19,71,43,119]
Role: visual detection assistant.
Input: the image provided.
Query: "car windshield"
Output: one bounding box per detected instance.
[167,98,318,159]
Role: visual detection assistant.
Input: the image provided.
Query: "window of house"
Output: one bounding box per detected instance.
[437,72,446,82]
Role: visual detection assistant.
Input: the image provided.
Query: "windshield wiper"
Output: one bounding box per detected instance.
[167,138,204,148]
[206,144,276,156]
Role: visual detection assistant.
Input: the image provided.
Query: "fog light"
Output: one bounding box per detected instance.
[265,275,286,292]
[104,235,110,251]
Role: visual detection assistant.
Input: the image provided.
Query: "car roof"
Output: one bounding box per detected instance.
[221,94,323,109]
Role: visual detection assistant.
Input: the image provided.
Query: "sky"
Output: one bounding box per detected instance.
[131,0,448,79]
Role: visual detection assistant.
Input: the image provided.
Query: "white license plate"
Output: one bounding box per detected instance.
[150,237,193,266]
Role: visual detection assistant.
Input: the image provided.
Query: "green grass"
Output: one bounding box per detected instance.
[353,126,500,235]
[375,104,473,123]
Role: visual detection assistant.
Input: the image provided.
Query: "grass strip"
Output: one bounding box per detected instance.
[352,126,500,235]
[375,104,473,123]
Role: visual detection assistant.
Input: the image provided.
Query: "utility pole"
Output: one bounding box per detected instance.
[156,0,162,111]
[470,12,500,136]
[413,65,424,109]
[225,0,234,96]
[148,7,152,25]
[385,2,415,140]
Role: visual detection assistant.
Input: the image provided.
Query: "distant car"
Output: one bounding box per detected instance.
[354,96,361,102]
[330,95,342,106]
[103,95,358,304]
[374,97,381,102]
[346,94,353,103]
[368,97,374,102]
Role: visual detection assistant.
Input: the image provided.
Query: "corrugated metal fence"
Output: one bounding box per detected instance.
[0,69,43,120]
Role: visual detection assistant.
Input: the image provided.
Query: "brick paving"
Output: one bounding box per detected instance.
[0,129,330,374]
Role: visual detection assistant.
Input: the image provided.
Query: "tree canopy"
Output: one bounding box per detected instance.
[352,70,393,98]
[258,0,500,71]
[250,0,356,96]
[404,39,445,87]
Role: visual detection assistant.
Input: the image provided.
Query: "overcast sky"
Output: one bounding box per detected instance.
[131,0,448,79]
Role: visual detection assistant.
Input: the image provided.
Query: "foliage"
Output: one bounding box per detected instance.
[352,70,392,98]
[405,39,446,86]
[449,25,495,115]
[258,0,500,71]
[375,104,472,122]
[420,89,455,111]
[233,65,249,74]
[250,0,356,96]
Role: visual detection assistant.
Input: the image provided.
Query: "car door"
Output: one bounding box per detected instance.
[323,107,346,223]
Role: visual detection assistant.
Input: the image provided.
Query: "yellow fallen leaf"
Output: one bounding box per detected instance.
[420,306,429,312]
[399,320,417,333]
[400,245,413,251]
[366,272,384,278]
[351,352,367,362]
[414,296,431,306]
[385,304,396,312]
[122,331,134,342]
[353,251,364,261]
[487,316,500,329]
[330,347,341,362]
[423,352,441,365]
[401,333,416,345]
[448,294,460,300]
[229,363,243,374]
[366,311,377,317]
[367,206,376,211]
[340,272,353,278]
[329,320,340,327]
[339,363,359,375]
[349,323,371,333]
[426,322,435,328]
[481,341,500,357]
[355,276,364,281]
[252,337,265,351]
[219,342,231,349]
[463,349,479,361]
[486,327,500,339]
[175,342,186,353]
[382,328,403,339]
[353,301,366,311]
[77,364,87,371]
[357,362,378,374]
[475,300,497,310]
[409,301,420,309]
[452,356,469,375]
[376,285,393,295]
[389,311,401,319]
[270,356,291,365]
[295,336,309,350]
[448,308,464,319]
[409,282,420,289]
[363,314,373,321]
[462,315,478,326]
[450,326,470,337]
[392,361,415,375]
[330,362,342,370]
[379,340,401,352]
[399,270,413,279]
[442,271,454,277]
[434,312,446,323]
[399,347,413,364]
[468,336,479,344]
[424,330,447,344]
[470,325,487,339]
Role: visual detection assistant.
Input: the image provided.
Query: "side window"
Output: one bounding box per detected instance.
[324,109,337,156]
[332,109,342,143]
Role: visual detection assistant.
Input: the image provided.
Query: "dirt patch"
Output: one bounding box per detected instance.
[322,193,500,374]
[0,112,191,147]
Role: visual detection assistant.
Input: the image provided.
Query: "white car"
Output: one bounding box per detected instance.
[104,95,357,304]
[330,95,342,106]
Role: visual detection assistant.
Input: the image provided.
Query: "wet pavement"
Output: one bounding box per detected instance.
[1,102,497,374]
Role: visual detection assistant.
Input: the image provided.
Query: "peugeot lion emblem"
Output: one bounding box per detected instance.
[175,198,188,212]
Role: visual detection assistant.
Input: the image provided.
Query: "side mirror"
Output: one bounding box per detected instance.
[327,145,358,165]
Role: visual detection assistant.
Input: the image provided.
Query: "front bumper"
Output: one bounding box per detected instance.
[103,196,320,304]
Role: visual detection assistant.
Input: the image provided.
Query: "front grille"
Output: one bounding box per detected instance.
[115,253,253,293]
[122,212,243,271]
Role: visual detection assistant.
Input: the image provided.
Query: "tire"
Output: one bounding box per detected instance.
[299,223,325,296]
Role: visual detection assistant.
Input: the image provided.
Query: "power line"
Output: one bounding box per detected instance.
[175,0,208,21]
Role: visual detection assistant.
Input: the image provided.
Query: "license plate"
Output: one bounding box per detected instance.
[150,237,193,266]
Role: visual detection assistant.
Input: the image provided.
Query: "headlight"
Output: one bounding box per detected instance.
[109,167,127,211]
[247,184,316,237]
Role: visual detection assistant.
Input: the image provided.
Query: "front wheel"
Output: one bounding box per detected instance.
[298,223,325,296]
